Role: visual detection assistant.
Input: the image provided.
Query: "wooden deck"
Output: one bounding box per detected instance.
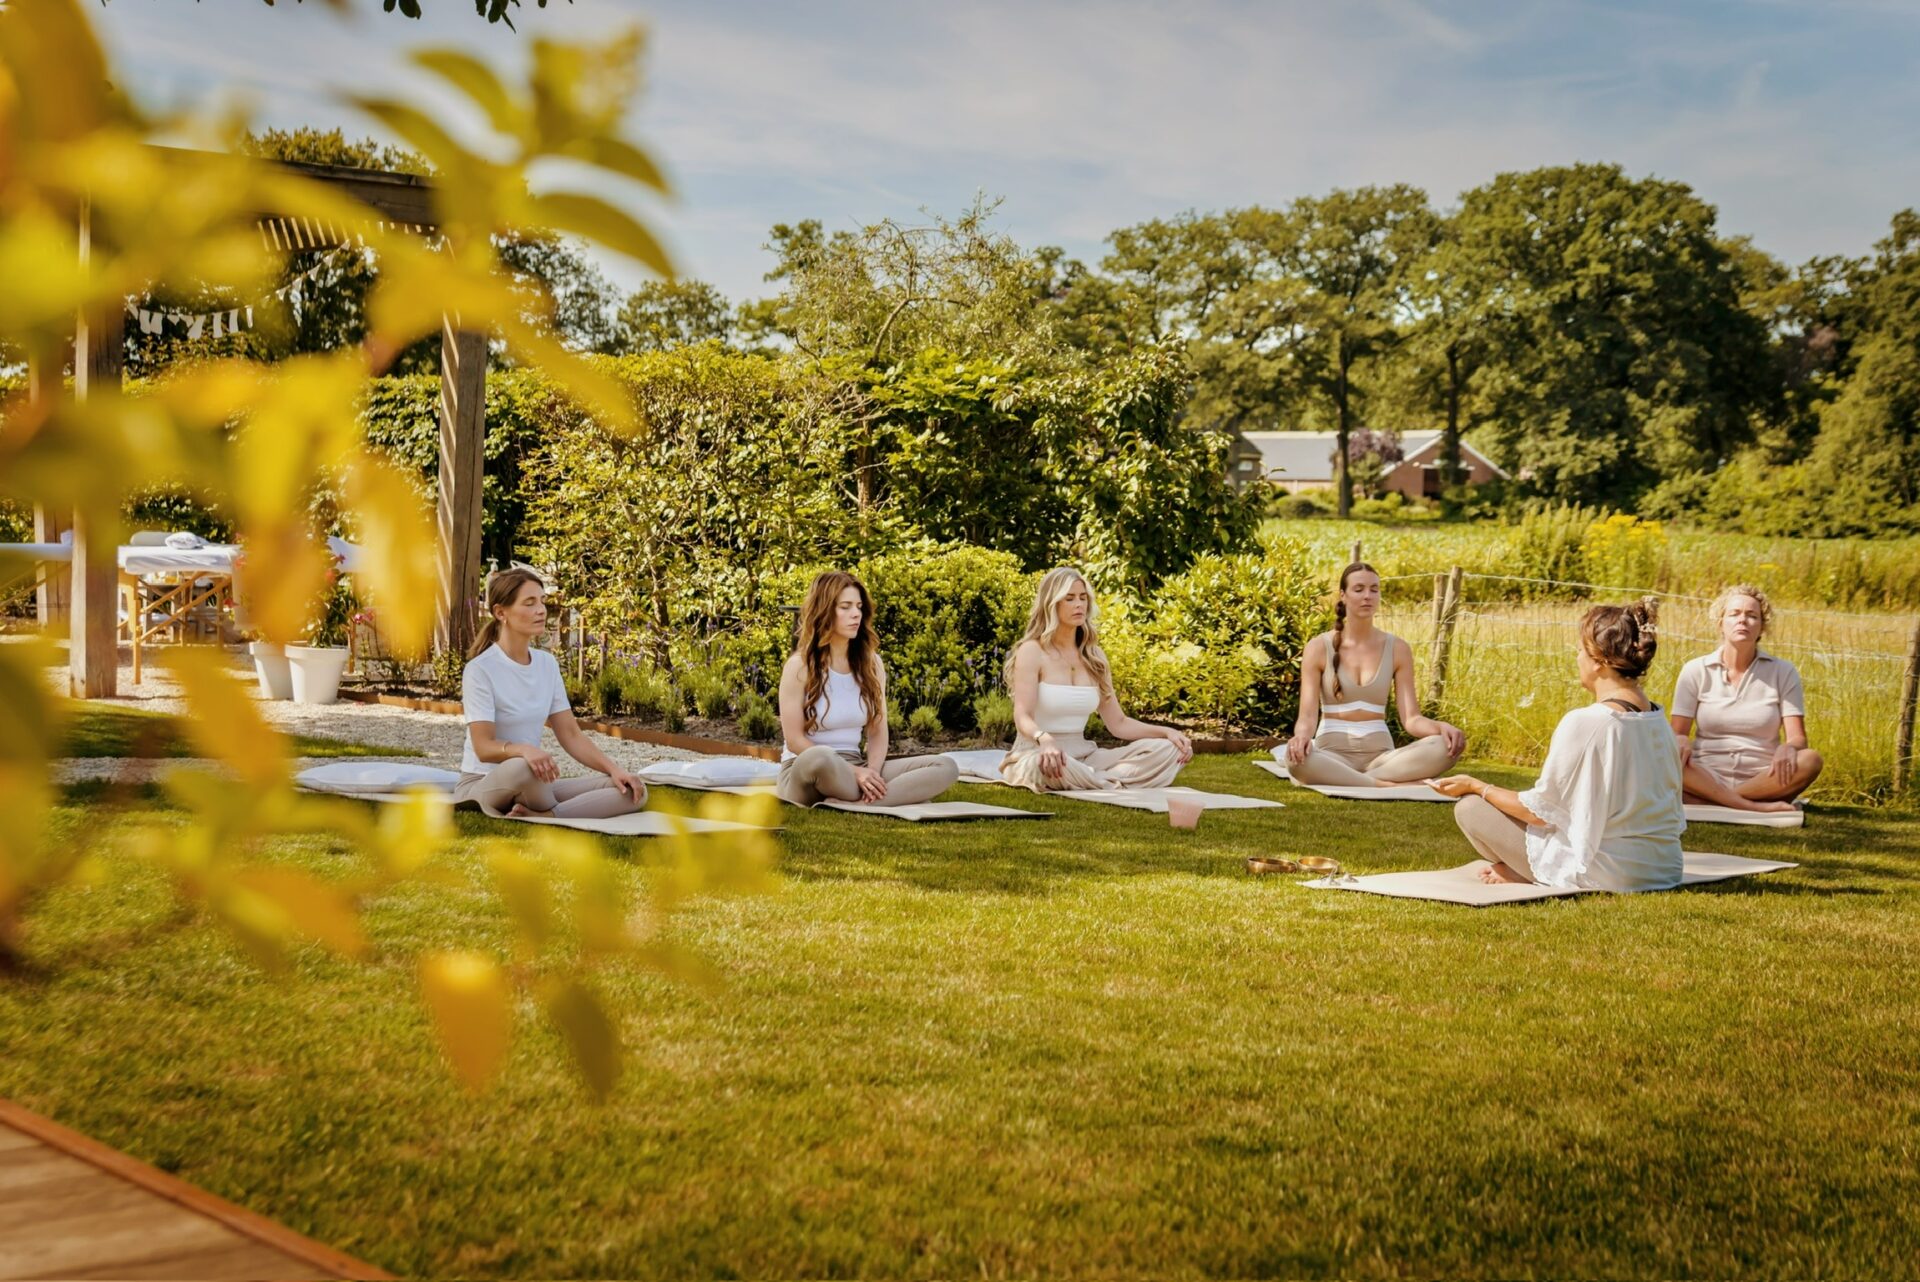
[0,1099,390,1281]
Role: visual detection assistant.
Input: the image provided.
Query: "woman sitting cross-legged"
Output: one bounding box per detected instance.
[1000,566,1192,792]
[1285,561,1465,786]
[776,571,960,807]
[454,568,647,819]
[1670,584,1821,813]
[1429,600,1684,890]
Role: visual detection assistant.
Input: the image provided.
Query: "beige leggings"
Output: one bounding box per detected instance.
[454,758,644,819]
[1291,730,1460,787]
[777,746,960,807]
[1001,734,1183,793]
[1453,794,1533,881]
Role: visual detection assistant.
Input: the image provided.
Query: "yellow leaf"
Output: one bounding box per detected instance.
[487,844,552,953]
[374,789,452,877]
[523,192,673,279]
[412,49,524,140]
[350,96,483,185]
[554,136,670,195]
[544,977,620,1102]
[419,950,513,1093]
[343,451,438,658]
[230,866,367,959]
[162,648,288,789]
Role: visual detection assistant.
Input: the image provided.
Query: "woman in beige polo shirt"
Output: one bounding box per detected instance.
[1669,584,1823,811]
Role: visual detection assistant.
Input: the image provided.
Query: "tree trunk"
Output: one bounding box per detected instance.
[1441,341,1465,488]
[1333,340,1353,519]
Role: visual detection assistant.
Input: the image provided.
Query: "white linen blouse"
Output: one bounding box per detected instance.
[1518,703,1686,892]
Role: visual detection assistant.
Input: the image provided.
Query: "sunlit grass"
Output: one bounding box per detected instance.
[4,761,1917,1278]
[58,703,422,760]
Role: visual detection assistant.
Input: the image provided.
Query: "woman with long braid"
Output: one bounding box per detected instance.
[776,571,960,807]
[1284,562,1464,787]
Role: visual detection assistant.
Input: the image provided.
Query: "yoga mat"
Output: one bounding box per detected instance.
[1253,759,1449,801]
[1306,852,1797,907]
[308,790,773,835]
[1050,786,1281,813]
[1683,804,1805,828]
[297,762,460,795]
[1257,763,1808,826]
[815,799,1049,822]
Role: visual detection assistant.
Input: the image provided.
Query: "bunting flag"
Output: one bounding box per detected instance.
[126,244,356,344]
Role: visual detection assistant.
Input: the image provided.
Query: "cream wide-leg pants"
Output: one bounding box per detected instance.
[999,733,1183,793]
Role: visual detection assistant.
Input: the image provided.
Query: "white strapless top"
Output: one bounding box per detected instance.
[782,667,867,761]
[1036,681,1101,735]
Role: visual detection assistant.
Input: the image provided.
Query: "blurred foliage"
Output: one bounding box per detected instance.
[0,0,772,1096]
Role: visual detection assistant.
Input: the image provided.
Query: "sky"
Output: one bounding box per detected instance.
[95,0,1920,304]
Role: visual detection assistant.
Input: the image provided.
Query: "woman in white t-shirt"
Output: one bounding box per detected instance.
[776,571,959,807]
[1428,600,1684,892]
[453,568,646,819]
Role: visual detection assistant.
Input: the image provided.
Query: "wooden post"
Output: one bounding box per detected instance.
[1350,539,1363,566]
[1429,571,1447,635]
[1426,565,1464,715]
[69,222,121,698]
[1895,617,1920,794]
[433,320,487,657]
[27,349,71,629]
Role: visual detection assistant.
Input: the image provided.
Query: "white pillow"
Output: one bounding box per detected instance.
[297,762,461,795]
[639,758,779,787]
[942,749,1009,780]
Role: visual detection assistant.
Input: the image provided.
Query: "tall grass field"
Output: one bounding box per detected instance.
[1262,518,1920,805]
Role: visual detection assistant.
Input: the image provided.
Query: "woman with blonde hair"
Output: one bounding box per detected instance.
[776,571,960,807]
[454,568,647,819]
[1670,584,1821,811]
[1429,600,1683,890]
[1000,567,1191,792]
[1285,561,1465,786]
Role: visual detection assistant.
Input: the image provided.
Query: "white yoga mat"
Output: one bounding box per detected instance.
[503,810,771,837]
[1253,759,1449,801]
[814,799,1049,822]
[296,763,772,834]
[1683,804,1805,828]
[1307,852,1797,906]
[1049,786,1281,813]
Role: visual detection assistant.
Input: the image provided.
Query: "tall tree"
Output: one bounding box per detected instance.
[1276,185,1436,516]
[614,279,735,351]
[1453,163,1773,504]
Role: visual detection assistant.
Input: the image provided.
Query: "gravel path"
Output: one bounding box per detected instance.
[47,651,704,786]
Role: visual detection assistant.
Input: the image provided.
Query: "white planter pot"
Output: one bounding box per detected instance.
[286,644,351,705]
[249,641,294,701]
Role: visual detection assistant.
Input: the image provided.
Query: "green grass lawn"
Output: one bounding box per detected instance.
[4,759,1917,1278]
[59,703,422,760]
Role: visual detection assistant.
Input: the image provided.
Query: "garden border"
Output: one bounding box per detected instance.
[336,691,1276,759]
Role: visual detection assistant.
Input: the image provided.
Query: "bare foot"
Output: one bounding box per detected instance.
[1476,861,1531,885]
[1684,791,1795,814]
[507,803,553,818]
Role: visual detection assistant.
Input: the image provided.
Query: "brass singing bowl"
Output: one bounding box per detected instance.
[1245,856,1301,875]
[1297,855,1343,876]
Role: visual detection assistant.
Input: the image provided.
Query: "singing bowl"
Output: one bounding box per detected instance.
[1297,855,1343,876]
[1245,856,1301,875]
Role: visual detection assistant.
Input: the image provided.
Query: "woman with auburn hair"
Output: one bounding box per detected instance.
[1670,584,1821,812]
[776,571,959,807]
[1285,562,1464,786]
[1000,566,1191,792]
[453,568,647,819]
[1429,600,1683,890]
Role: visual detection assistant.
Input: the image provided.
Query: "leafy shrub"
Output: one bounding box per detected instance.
[906,705,943,741]
[971,691,1015,744]
[1104,539,1324,730]
[1500,502,1600,595]
[615,663,678,722]
[1270,489,1334,520]
[736,693,779,742]
[683,665,733,720]
[429,646,466,698]
[1581,513,1666,590]
[663,695,687,734]
[590,664,624,717]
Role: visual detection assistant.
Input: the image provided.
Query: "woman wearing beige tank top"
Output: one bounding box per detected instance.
[1284,562,1465,787]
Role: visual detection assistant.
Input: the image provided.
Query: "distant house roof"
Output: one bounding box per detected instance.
[1239,430,1507,481]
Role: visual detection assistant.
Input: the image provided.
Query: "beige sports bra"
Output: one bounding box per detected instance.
[1319,632,1396,714]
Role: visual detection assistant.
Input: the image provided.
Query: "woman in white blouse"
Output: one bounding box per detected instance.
[1428,600,1683,891]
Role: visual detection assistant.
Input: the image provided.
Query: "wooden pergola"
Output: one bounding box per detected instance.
[34,154,488,697]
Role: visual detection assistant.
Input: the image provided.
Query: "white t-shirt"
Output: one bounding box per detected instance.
[1518,703,1685,892]
[781,667,869,762]
[461,644,571,775]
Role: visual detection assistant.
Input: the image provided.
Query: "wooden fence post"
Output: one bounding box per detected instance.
[1427,565,1464,715]
[1430,572,1447,635]
[1350,539,1363,566]
[1895,617,1920,794]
